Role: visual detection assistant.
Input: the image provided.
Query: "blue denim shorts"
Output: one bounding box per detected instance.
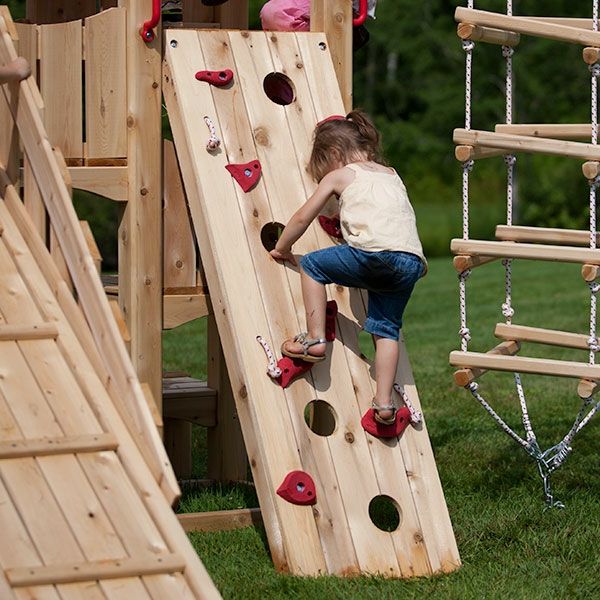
[300,245,425,340]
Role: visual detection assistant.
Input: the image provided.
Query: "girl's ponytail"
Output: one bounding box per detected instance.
[346,109,384,163]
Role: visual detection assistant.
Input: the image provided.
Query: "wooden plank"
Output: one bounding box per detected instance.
[68,166,128,201]
[178,508,262,532]
[163,139,197,289]
[163,392,217,427]
[39,20,83,159]
[26,1,98,24]
[457,22,520,46]
[80,220,103,274]
[119,0,163,413]
[0,433,118,459]
[454,7,600,47]
[310,0,352,112]
[0,323,57,341]
[494,323,592,350]
[453,340,521,387]
[449,350,600,380]
[495,225,597,246]
[85,9,127,160]
[495,123,592,140]
[7,554,185,587]
[454,128,600,161]
[22,157,47,243]
[0,16,180,503]
[215,0,249,29]
[163,293,210,329]
[523,17,594,29]
[164,419,192,478]
[451,238,600,264]
[183,1,214,23]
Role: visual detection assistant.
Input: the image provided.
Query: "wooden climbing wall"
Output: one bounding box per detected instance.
[164,29,461,577]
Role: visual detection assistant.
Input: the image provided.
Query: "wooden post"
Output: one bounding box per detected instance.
[26,0,98,23]
[207,314,247,482]
[216,0,249,29]
[164,419,193,479]
[119,0,163,412]
[310,0,353,112]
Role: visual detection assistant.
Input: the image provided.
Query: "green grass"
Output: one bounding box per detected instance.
[164,257,600,599]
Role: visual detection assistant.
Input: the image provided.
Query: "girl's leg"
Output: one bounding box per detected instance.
[282,268,327,357]
[373,335,399,420]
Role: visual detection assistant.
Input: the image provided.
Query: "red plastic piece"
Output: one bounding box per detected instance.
[317,115,345,127]
[318,215,343,239]
[360,406,412,439]
[354,0,368,27]
[195,69,234,87]
[276,470,317,506]
[325,300,338,342]
[275,356,313,389]
[225,160,262,192]
[140,0,161,42]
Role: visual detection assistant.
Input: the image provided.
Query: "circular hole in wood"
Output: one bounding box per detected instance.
[358,330,375,361]
[369,495,402,532]
[260,222,285,252]
[263,72,296,106]
[304,400,337,437]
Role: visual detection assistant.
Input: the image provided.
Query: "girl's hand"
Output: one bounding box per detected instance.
[270,248,297,266]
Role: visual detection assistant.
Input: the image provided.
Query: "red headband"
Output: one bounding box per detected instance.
[316,114,345,127]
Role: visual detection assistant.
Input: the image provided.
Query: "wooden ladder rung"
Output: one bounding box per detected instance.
[453,340,520,386]
[454,7,600,46]
[6,554,186,587]
[0,323,59,341]
[450,350,600,380]
[453,128,600,161]
[0,433,118,460]
[453,254,498,273]
[450,238,600,265]
[495,225,598,247]
[495,123,592,140]
[494,323,592,350]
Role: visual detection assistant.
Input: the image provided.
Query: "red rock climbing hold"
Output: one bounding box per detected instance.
[325,300,338,342]
[276,470,317,506]
[360,406,412,439]
[275,356,313,389]
[318,214,343,239]
[225,160,262,192]
[195,69,234,86]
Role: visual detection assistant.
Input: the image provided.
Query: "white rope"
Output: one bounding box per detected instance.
[256,335,282,379]
[204,116,220,151]
[393,383,422,424]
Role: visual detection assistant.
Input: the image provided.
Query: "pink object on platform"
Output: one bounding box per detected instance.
[260,0,310,32]
[195,69,234,87]
[275,356,312,388]
[276,470,317,505]
[360,407,412,439]
[225,160,262,192]
[318,215,343,239]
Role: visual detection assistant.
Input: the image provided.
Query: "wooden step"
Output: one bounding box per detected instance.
[495,225,598,246]
[0,323,58,341]
[494,323,592,350]
[453,128,600,161]
[163,377,217,426]
[455,7,600,46]
[495,123,592,140]
[450,239,600,265]
[0,433,118,460]
[450,351,600,380]
[453,340,520,386]
[6,554,185,587]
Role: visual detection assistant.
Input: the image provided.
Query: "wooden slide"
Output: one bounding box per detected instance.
[164,29,461,577]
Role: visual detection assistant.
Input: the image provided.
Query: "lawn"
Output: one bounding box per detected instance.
[163,257,600,599]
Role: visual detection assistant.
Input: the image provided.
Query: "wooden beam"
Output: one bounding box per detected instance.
[454,145,507,161]
[454,7,600,47]
[453,340,520,387]
[80,220,102,274]
[0,322,58,341]
[68,166,128,200]
[451,238,600,265]
[457,22,520,46]
[454,128,600,161]
[0,433,118,459]
[495,123,592,140]
[163,292,211,329]
[453,254,498,273]
[450,350,600,380]
[495,225,598,246]
[522,17,594,30]
[178,508,262,533]
[494,323,592,350]
[6,554,185,587]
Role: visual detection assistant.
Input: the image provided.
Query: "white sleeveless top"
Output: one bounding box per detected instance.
[339,163,426,264]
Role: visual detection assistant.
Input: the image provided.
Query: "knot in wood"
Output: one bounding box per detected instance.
[254,127,270,147]
[344,432,355,444]
[239,385,248,399]
[175,260,183,268]
[140,187,148,196]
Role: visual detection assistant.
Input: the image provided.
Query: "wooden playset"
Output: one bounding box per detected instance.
[1,0,461,587]
[451,2,600,507]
